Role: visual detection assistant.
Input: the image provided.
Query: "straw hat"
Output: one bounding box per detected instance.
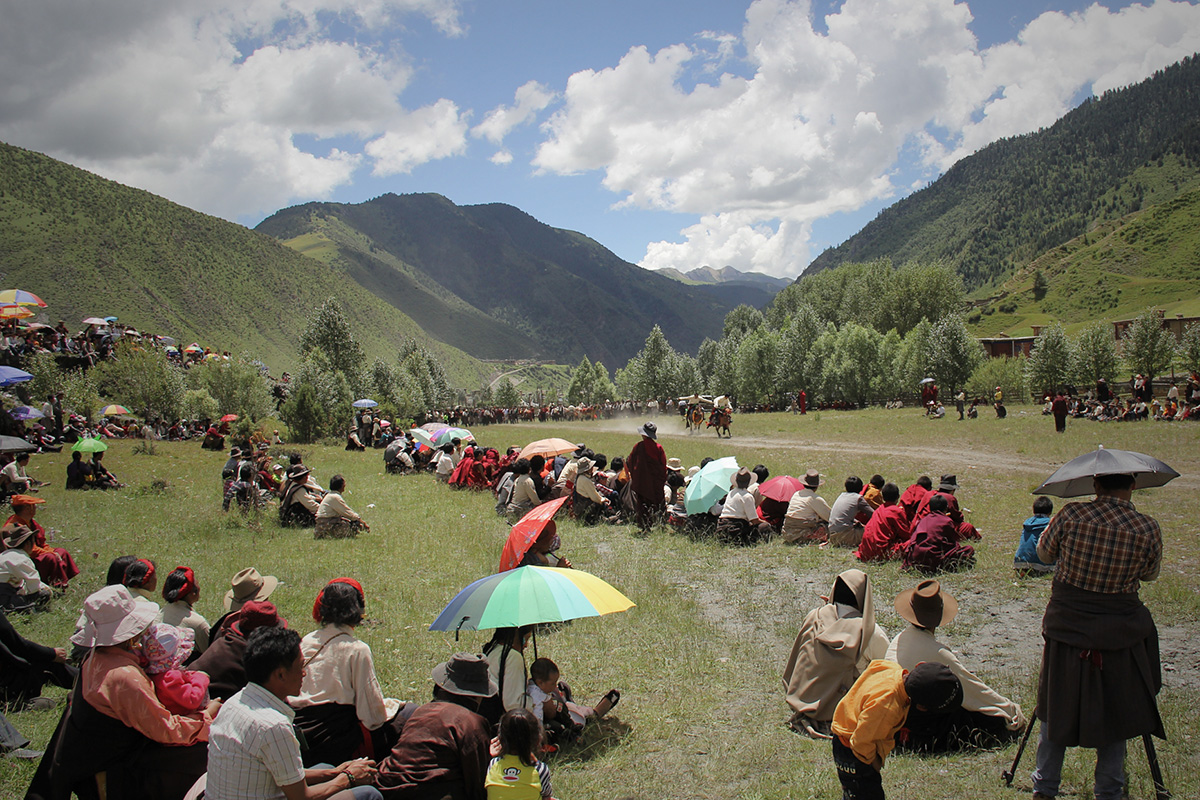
[2,523,36,549]
[666,458,683,472]
[71,585,158,647]
[432,653,498,698]
[224,567,280,612]
[895,579,958,629]
[802,469,824,489]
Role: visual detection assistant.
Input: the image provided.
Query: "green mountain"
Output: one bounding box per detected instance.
[256,194,739,368]
[968,187,1200,336]
[806,53,1200,290]
[0,141,489,384]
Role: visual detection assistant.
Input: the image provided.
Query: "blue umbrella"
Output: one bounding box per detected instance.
[0,366,33,387]
[352,398,378,408]
[9,405,44,421]
[104,316,118,322]
[684,456,739,514]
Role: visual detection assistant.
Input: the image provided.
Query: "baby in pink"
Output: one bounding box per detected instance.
[140,622,210,716]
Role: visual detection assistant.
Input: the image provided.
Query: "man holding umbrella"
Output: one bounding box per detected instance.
[1029,451,1169,800]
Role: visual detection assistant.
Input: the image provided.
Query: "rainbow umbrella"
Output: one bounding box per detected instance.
[429,566,634,633]
[101,404,131,416]
[72,438,108,453]
[0,289,47,307]
[433,427,473,447]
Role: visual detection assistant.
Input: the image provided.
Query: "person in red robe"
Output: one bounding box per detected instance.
[626,422,667,532]
[6,495,79,588]
[799,390,807,415]
[911,475,980,541]
[900,493,976,573]
[855,483,911,562]
[899,476,932,522]
[449,447,488,490]
[1052,391,1069,433]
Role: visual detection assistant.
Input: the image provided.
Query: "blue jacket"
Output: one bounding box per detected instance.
[1015,515,1052,566]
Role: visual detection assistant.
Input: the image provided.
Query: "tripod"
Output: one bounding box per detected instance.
[1002,715,1170,800]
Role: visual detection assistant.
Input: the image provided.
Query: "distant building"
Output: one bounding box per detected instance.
[979,333,1037,359]
[1112,311,1200,343]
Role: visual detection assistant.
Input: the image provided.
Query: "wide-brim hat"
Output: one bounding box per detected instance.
[895,579,958,629]
[432,653,498,698]
[286,465,310,480]
[666,458,683,472]
[803,469,824,489]
[938,474,959,492]
[2,523,36,549]
[71,585,158,647]
[637,422,657,440]
[684,465,700,484]
[224,567,280,612]
[576,457,595,475]
[10,494,45,508]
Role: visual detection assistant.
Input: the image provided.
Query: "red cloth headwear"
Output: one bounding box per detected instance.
[172,566,198,599]
[312,577,366,622]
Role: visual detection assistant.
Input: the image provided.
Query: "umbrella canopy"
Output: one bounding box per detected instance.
[184,343,203,353]
[433,427,473,447]
[24,322,54,330]
[220,413,239,423]
[684,456,739,514]
[100,404,131,416]
[408,428,436,449]
[500,497,568,572]
[9,406,45,421]
[0,366,34,387]
[164,346,179,353]
[1033,446,1180,498]
[759,475,804,503]
[518,437,577,460]
[352,398,379,408]
[0,435,37,453]
[420,422,445,432]
[104,316,118,323]
[429,565,634,632]
[919,377,936,385]
[379,420,391,428]
[0,305,34,320]
[72,438,108,453]
[0,289,47,307]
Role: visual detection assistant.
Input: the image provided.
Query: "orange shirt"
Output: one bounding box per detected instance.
[831,660,910,767]
[83,646,211,745]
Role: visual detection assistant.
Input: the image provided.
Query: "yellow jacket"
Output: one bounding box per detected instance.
[831,659,910,767]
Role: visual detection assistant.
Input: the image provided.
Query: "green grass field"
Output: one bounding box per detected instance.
[4,408,1198,799]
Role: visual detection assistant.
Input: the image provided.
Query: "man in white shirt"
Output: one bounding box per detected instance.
[1,454,41,495]
[0,524,51,612]
[207,626,380,800]
[717,468,763,544]
[315,475,369,539]
[782,470,831,544]
[826,476,874,547]
[434,445,455,482]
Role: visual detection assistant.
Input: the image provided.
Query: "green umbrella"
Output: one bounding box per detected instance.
[683,456,739,514]
[71,438,109,453]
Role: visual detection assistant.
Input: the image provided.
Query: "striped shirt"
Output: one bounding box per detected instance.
[1037,495,1162,594]
[207,682,305,800]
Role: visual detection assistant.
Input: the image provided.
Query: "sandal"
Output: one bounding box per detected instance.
[593,689,620,718]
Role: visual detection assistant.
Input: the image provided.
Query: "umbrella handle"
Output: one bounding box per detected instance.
[454,616,469,642]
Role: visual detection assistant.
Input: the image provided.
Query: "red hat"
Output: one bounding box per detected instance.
[231,601,287,637]
[313,577,365,622]
[10,495,45,507]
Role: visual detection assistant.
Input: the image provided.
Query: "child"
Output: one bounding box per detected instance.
[526,657,618,743]
[485,709,555,799]
[140,622,210,716]
[1014,497,1055,574]
[831,660,962,799]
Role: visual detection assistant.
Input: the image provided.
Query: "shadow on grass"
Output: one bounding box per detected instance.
[552,715,633,765]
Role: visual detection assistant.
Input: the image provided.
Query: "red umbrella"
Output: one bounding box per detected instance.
[220,413,239,423]
[499,497,568,572]
[759,475,805,503]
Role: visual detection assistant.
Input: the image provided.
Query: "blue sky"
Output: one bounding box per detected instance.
[2,0,1198,276]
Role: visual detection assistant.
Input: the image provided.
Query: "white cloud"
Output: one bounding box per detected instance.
[0,0,466,219]
[471,80,556,145]
[490,150,515,165]
[534,0,1200,277]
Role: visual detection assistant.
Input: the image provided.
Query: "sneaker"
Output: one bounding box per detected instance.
[25,696,57,711]
[6,748,44,760]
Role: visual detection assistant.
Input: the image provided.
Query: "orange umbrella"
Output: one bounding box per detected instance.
[518,437,578,460]
[0,305,34,320]
[499,497,568,572]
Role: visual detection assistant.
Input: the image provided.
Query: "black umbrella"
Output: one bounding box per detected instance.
[0,435,37,454]
[1033,446,1179,497]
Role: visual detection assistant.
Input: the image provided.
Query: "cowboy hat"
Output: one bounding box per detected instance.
[71,585,158,647]
[224,567,280,612]
[802,469,824,489]
[576,457,595,475]
[666,458,683,472]
[637,422,657,440]
[895,579,958,629]
[431,653,498,698]
[938,475,959,492]
[1,523,36,549]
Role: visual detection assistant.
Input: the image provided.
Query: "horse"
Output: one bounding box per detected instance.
[707,408,732,438]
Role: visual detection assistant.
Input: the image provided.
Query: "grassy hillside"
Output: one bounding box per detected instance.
[0,142,490,386]
[808,54,1200,290]
[968,187,1200,336]
[258,194,739,366]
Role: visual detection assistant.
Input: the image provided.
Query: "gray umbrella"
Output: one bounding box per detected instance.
[0,436,37,454]
[1033,446,1180,497]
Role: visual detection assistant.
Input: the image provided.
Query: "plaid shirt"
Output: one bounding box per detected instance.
[1038,495,1162,594]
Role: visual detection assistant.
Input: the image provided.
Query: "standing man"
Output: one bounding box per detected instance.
[52,394,64,439]
[954,390,965,421]
[207,625,381,800]
[1051,390,1069,433]
[626,422,667,532]
[799,389,807,415]
[1031,472,1164,800]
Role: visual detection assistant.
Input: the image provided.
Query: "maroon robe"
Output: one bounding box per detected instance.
[912,491,980,540]
[855,503,911,563]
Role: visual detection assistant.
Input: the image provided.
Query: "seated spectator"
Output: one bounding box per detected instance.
[65,450,93,489]
[484,709,557,799]
[504,459,542,518]
[141,622,210,716]
[207,626,382,800]
[316,475,369,539]
[161,566,212,655]
[570,457,610,525]
[223,463,264,513]
[210,567,280,642]
[384,439,413,474]
[518,522,571,569]
[886,580,1025,751]
[0,524,51,612]
[912,475,981,541]
[898,476,932,522]
[1,605,77,709]
[123,558,164,620]
[826,476,874,548]
[900,494,976,574]
[6,494,79,588]
[434,444,455,483]
[783,569,889,738]
[717,468,763,545]
[480,627,534,726]
[377,653,497,800]
[855,483,910,563]
[1014,496,1056,574]
[2,453,44,495]
[192,600,289,702]
[781,470,831,544]
[91,451,123,490]
[27,585,216,799]
[290,579,410,765]
[280,465,321,528]
[525,657,617,742]
[221,448,243,481]
[861,475,884,510]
